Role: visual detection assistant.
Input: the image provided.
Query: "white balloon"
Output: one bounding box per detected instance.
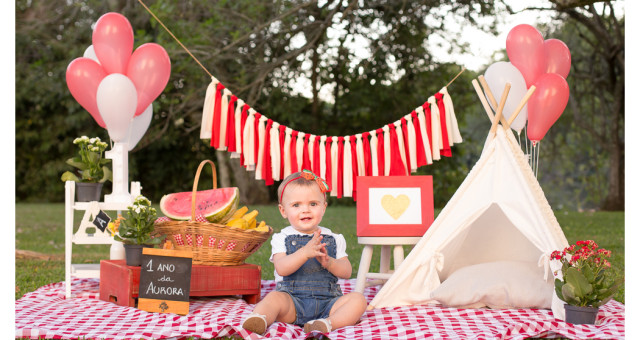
[125,103,153,151]
[97,74,138,142]
[83,45,100,64]
[484,61,528,133]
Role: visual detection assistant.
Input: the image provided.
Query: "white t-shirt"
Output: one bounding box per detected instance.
[270,226,348,282]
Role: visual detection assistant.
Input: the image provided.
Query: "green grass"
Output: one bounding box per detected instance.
[15,203,625,304]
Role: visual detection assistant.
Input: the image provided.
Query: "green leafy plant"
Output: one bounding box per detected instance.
[60,136,112,183]
[551,240,623,307]
[114,195,165,246]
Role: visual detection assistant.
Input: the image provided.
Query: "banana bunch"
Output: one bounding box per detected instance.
[225,206,269,232]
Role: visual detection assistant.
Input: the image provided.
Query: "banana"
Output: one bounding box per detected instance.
[242,210,259,223]
[255,221,269,232]
[227,218,248,229]
[229,206,249,220]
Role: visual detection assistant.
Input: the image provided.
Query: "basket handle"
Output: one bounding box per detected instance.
[191,159,218,220]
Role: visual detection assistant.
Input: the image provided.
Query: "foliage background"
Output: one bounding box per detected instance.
[15,0,624,211]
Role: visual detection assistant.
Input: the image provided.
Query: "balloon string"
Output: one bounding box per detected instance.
[137,0,214,79]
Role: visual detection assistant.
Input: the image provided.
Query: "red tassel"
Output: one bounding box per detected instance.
[210,83,225,148]
[226,95,238,152]
[302,134,311,171]
[263,119,274,185]
[253,113,262,166]
[337,136,345,199]
[313,136,321,176]
[361,132,372,176]
[325,136,333,192]
[376,128,385,176]
[350,135,359,201]
[435,93,452,157]
[411,110,427,167]
[387,123,406,176]
[290,130,299,173]
[400,118,411,171]
[239,104,249,166]
[278,125,286,180]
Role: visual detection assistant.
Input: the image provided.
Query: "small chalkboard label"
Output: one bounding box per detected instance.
[138,248,193,315]
[92,210,111,232]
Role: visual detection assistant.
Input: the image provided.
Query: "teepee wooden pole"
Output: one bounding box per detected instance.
[505,85,537,128]
[478,75,510,128]
[490,83,510,134]
[471,79,495,122]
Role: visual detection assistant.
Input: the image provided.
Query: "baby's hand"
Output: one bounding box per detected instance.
[316,245,330,269]
[302,229,326,259]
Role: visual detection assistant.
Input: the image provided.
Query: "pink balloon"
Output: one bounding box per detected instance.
[527,73,570,142]
[65,57,108,128]
[126,43,171,116]
[92,12,134,74]
[506,24,545,88]
[543,39,571,79]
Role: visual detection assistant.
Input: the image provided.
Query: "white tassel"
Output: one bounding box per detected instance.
[217,89,231,151]
[369,130,379,176]
[416,106,433,165]
[308,134,315,170]
[355,134,366,176]
[231,99,245,158]
[383,125,391,176]
[428,96,441,161]
[243,109,256,170]
[330,137,339,196]
[283,128,293,178]
[440,87,463,144]
[200,78,218,139]
[270,122,281,181]
[296,132,305,171]
[343,136,353,197]
[394,121,408,175]
[406,114,417,172]
[320,136,327,180]
[255,115,267,180]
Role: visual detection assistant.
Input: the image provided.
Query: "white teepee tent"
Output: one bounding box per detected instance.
[368,80,569,319]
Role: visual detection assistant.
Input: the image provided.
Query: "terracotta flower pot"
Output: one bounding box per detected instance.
[75,182,103,202]
[564,304,599,324]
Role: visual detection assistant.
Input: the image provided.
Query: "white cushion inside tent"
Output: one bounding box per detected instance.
[439,203,545,281]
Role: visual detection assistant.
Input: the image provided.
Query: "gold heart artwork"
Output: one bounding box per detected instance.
[381,194,410,220]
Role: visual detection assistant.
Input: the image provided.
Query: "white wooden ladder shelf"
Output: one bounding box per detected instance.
[64,180,141,298]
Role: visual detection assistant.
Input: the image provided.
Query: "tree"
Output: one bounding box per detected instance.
[527,1,624,210]
[16,0,506,204]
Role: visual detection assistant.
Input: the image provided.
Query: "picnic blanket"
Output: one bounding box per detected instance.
[16,278,625,339]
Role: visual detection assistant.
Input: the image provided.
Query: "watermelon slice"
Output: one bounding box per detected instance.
[159,187,240,223]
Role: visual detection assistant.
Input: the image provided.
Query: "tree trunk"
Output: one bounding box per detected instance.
[601,143,624,210]
[228,156,270,205]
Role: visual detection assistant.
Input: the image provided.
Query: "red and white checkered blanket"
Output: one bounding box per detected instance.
[15,278,625,339]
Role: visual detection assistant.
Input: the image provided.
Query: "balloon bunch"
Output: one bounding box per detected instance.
[66,12,171,151]
[484,24,571,146]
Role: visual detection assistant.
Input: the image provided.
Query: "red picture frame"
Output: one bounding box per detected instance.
[356,176,434,237]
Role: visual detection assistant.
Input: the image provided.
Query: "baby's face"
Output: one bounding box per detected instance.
[278,183,327,234]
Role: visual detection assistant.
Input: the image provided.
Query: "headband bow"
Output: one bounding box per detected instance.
[280,169,330,202]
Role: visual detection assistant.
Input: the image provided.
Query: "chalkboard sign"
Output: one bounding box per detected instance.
[92,210,111,232]
[138,248,193,315]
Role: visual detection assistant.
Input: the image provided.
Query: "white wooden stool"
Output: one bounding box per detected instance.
[354,236,421,293]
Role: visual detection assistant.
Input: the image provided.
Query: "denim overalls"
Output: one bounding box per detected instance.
[275,233,343,325]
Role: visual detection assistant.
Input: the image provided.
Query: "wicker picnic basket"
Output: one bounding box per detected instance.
[154,159,273,266]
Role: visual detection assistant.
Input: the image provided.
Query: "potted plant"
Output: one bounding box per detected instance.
[60,136,112,202]
[550,240,623,324]
[113,195,165,266]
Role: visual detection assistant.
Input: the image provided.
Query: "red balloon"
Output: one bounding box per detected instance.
[66,57,108,128]
[92,12,134,74]
[543,39,571,79]
[506,24,545,88]
[527,73,570,142]
[126,43,171,116]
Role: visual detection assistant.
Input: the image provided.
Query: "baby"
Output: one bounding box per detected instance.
[242,170,367,334]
